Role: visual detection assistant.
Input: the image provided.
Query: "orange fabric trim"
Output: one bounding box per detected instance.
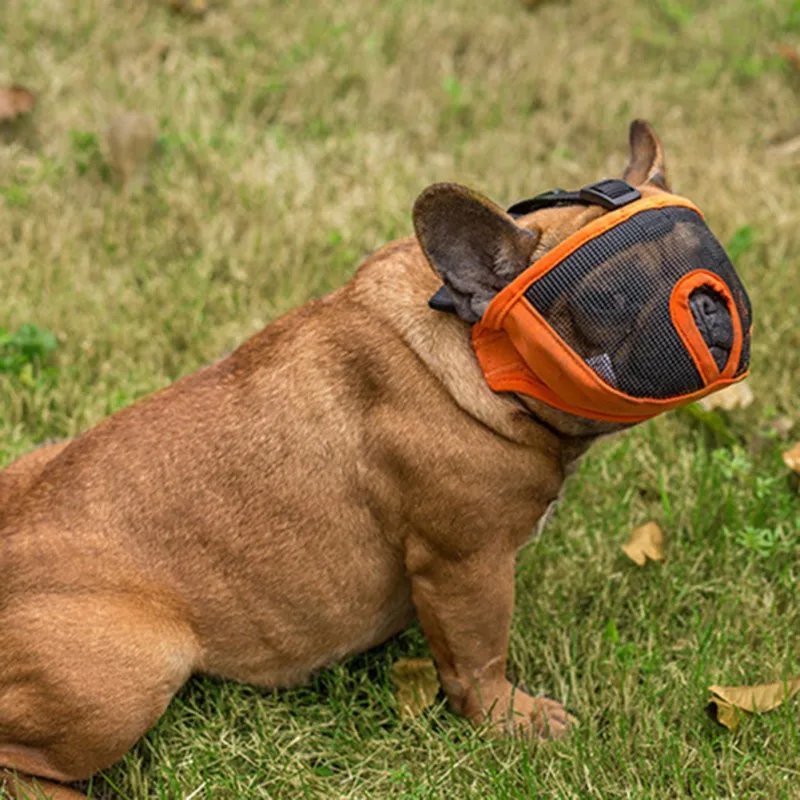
[482,193,704,332]
[668,270,743,385]
[472,323,749,423]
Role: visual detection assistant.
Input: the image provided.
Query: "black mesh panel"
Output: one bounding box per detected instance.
[524,207,752,400]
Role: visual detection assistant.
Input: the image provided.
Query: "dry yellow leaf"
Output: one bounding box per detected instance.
[783,442,800,473]
[0,85,36,122]
[390,658,440,720]
[706,697,741,731]
[622,521,664,566]
[709,677,800,713]
[699,380,754,412]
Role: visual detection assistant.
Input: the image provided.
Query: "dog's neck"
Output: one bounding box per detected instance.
[349,238,602,469]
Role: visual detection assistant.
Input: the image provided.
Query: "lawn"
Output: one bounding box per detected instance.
[1,0,799,797]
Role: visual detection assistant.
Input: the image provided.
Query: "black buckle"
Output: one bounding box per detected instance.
[578,179,641,210]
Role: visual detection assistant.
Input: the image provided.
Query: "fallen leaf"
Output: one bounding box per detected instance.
[709,677,800,715]
[390,658,440,720]
[699,380,754,412]
[706,697,741,731]
[622,521,664,566]
[782,442,800,473]
[106,112,158,191]
[777,44,800,71]
[169,0,208,17]
[0,85,36,122]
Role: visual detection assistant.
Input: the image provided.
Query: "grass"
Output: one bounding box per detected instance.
[2,0,800,797]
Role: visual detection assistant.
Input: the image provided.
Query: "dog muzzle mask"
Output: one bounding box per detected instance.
[429,179,752,424]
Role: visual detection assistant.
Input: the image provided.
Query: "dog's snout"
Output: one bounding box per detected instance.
[689,287,733,371]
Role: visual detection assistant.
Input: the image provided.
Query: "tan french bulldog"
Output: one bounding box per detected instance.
[2,122,683,799]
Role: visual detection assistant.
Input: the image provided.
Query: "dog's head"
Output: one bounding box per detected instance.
[413,121,751,438]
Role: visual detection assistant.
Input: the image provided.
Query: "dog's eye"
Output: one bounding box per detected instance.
[594,289,627,314]
[570,286,629,325]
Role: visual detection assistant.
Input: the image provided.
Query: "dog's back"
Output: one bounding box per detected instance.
[0,442,69,512]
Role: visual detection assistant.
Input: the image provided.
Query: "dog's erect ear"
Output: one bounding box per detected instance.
[623,120,670,191]
[413,183,541,323]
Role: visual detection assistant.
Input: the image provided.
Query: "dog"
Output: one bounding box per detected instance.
[0,121,727,799]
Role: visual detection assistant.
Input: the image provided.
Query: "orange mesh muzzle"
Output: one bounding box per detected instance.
[471,194,751,424]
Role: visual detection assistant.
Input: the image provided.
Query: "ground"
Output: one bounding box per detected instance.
[1,0,799,797]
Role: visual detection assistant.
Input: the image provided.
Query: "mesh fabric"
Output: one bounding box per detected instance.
[524,207,751,400]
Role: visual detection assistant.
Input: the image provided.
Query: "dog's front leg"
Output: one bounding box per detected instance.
[406,536,574,739]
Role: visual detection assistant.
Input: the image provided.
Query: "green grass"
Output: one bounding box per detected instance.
[2,0,800,797]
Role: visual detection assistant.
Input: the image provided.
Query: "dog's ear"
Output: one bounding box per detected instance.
[623,120,670,191]
[413,183,540,323]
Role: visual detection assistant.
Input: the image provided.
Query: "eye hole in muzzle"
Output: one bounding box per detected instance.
[689,287,733,371]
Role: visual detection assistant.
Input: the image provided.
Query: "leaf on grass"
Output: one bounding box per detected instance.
[706,697,741,731]
[622,521,664,566]
[699,380,754,412]
[390,658,440,720]
[777,44,800,71]
[0,85,36,122]
[169,0,208,17]
[707,676,800,730]
[783,442,800,473]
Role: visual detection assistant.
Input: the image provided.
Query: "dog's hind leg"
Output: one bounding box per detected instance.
[1,762,87,799]
[0,594,199,798]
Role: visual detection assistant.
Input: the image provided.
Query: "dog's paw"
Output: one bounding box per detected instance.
[528,696,577,739]
[506,694,577,740]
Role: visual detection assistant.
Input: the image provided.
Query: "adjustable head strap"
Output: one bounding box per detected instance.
[506,179,642,218]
